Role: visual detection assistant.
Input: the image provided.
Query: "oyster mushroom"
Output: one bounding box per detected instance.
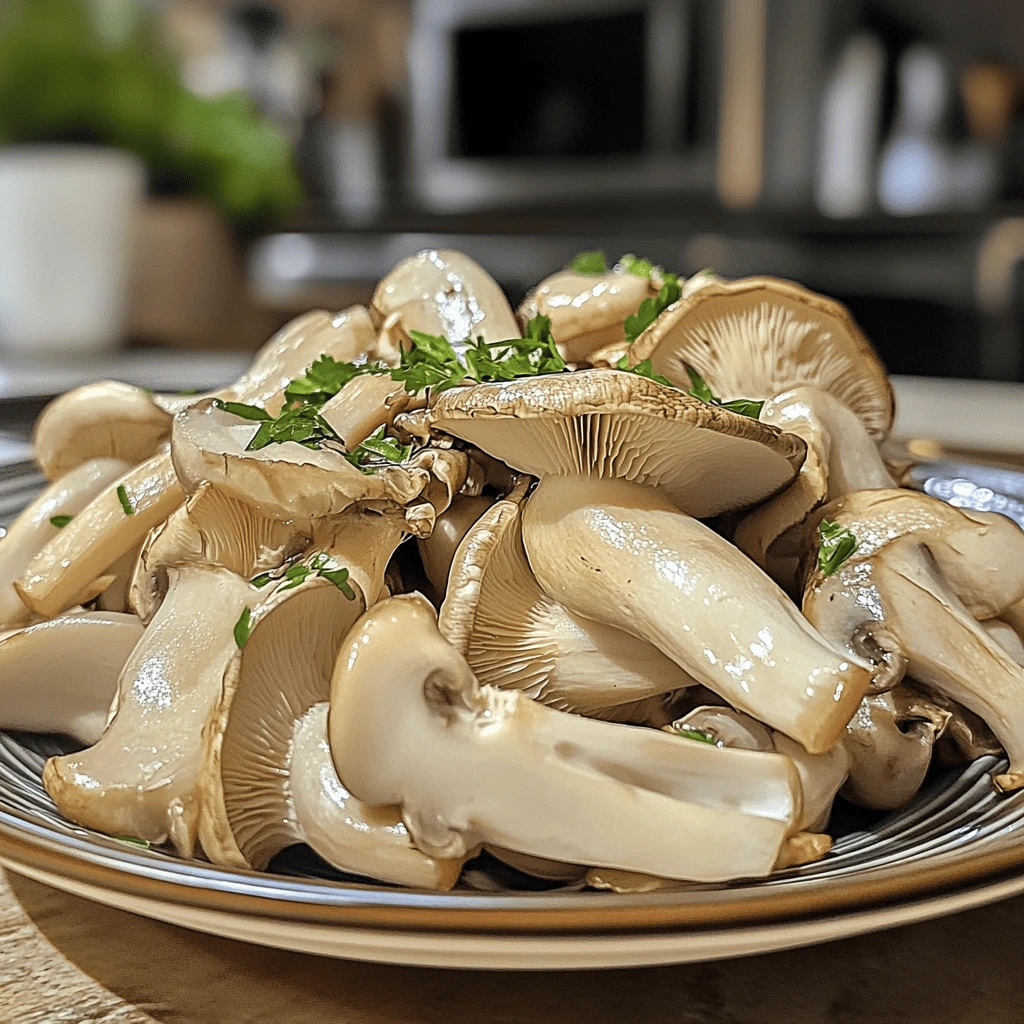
[198,567,461,889]
[417,494,495,596]
[841,684,951,810]
[431,370,872,753]
[318,374,412,450]
[329,594,802,883]
[0,611,144,745]
[628,278,896,573]
[370,250,519,345]
[517,265,655,363]
[438,485,694,723]
[16,451,184,619]
[33,383,172,481]
[801,489,1024,790]
[0,457,129,628]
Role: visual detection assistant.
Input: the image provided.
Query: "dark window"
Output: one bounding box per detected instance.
[453,12,646,159]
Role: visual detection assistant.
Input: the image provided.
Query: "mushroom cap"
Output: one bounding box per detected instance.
[33,382,172,481]
[371,249,519,344]
[628,277,894,440]
[171,399,464,527]
[431,370,806,518]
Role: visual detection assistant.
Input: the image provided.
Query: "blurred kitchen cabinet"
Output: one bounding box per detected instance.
[126,199,281,351]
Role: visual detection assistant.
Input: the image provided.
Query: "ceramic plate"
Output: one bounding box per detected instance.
[2,456,1024,970]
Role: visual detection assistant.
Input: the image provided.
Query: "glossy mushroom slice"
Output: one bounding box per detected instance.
[371,249,519,346]
[801,489,1024,790]
[43,566,253,854]
[841,684,951,810]
[417,494,495,596]
[0,611,144,745]
[199,571,461,889]
[432,370,871,753]
[33,383,172,481]
[16,452,184,619]
[517,266,655,363]
[628,278,896,574]
[0,457,129,628]
[438,487,694,723]
[329,594,802,883]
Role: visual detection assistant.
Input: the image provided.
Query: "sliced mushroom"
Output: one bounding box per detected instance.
[329,594,802,882]
[16,451,184,619]
[517,267,654,363]
[33,383,172,481]
[0,457,129,628]
[318,374,412,449]
[432,371,872,753]
[841,684,951,810]
[371,250,519,345]
[43,566,253,854]
[802,489,1024,790]
[0,611,144,745]
[198,570,461,889]
[438,487,694,723]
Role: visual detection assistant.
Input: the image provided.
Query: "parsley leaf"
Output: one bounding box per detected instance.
[116,835,151,849]
[245,405,341,451]
[623,272,682,343]
[389,330,466,395]
[618,253,655,278]
[673,726,717,745]
[116,485,135,516]
[49,514,73,528]
[283,354,388,408]
[249,571,274,588]
[683,364,765,420]
[818,520,859,577]
[261,553,358,599]
[344,425,412,472]
[234,607,253,648]
[212,399,270,421]
[615,355,673,387]
[568,251,608,274]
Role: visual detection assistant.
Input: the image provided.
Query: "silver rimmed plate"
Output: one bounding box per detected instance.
[2,458,1024,969]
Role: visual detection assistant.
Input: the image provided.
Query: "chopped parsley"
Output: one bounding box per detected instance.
[252,554,357,599]
[623,272,682,343]
[249,571,274,588]
[283,353,389,408]
[49,514,73,528]
[344,424,412,472]
[618,253,655,277]
[233,607,253,648]
[116,835,150,848]
[683,364,765,419]
[244,404,341,452]
[818,520,859,577]
[616,355,673,387]
[211,399,270,421]
[116,485,135,516]
[568,251,608,274]
[673,726,717,745]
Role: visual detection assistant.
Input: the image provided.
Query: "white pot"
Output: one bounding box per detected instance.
[0,146,146,356]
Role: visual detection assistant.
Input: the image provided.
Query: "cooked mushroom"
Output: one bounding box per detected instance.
[0,457,129,628]
[802,489,1024,790]
[318,374,412,450]
[841,684,951,810]
[417,494,495,596]
[517,267,655,363]
[370,250,519,345]
[628,278,896,575]
[198,569,462,889]
[0,611,143,745]
[329,594,802,882]
[438,486,694,723]
[43,566,254,854]
[431,370,872,753]
[33,383,172,481]
[16,451,184,619]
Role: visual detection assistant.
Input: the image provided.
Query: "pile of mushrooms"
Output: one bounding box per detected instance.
[2,247,1024,891]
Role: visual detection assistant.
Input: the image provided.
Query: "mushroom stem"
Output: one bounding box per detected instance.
[329,595,801,883]
[521,475,870,753]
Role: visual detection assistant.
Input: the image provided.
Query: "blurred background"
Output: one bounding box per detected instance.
[4,0,1024,385]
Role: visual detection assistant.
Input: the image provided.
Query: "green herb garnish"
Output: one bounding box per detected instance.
[618,253,655,278]
[268,553,357,599]
[683,364,765,419]
[674,726,717,745]
[116,835,150,848]
[211,398,270,421]
[49,514,73,528]
[249,571,274,588]
[624,272,682,343]
[568,251,608,274]
[116,484,135,516]
[615,355,673,387]
[283,354,388,409]
[344,425,412,472]
[245,404,341,452]
[233,607,253,648]
[818,520,859,577]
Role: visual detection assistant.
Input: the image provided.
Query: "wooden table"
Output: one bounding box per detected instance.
[2,865,1023,1024]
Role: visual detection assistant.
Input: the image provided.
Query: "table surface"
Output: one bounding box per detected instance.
[1,367,1023,1023]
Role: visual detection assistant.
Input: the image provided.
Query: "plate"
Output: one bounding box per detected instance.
[2,458,1024,969]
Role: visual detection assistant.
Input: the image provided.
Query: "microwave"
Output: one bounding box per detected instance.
[407,0,720,212]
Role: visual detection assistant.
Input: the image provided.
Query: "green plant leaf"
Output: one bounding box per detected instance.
[233,606,252,648]
[49,514,73,528]
[618,253,654,277]
[211,399,270,421]
[682,363,765,419]
[818,519,859,576]
[623,273,682,343]
[116,484,134,516]
[673,726,717,745]
[568,251,608,274]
